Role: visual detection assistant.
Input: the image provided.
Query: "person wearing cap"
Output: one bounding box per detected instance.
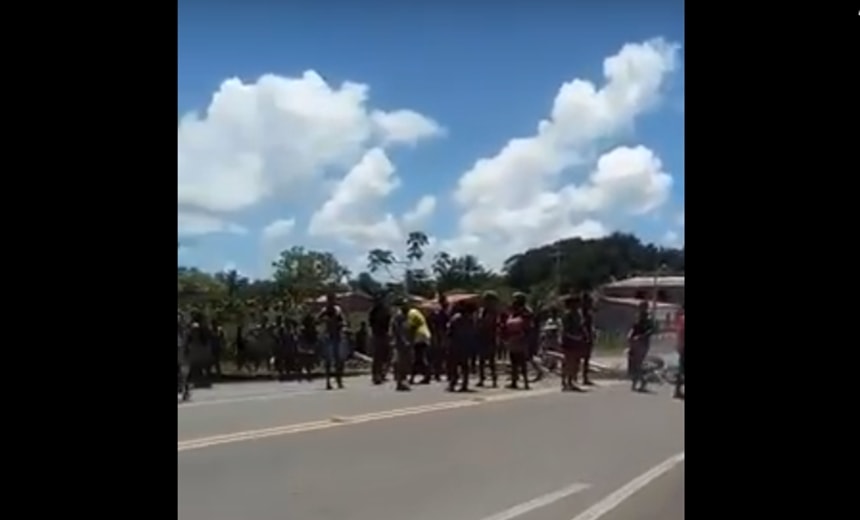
[627,300,656,392]
[476,291,501,388]
[503,292,533,390]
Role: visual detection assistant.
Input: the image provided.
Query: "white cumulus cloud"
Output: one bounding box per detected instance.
[372,110,445,146]
[178,211,247,237]
[177,70,442,227]
[262,218,296,243]
[260,217,298,271]
[449,38,680,268]
[308,148,403,247]
[564,146,672,215]
[307,148,442,252]
[402,195,437,228]
[177,39,682,273]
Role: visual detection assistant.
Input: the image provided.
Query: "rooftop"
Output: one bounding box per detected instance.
[604,276,685,289]
[600,297,680,309]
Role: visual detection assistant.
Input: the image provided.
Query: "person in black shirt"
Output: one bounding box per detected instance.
[674,304,685,399]
[579,292,596,386]
[447,300,477,392]
[429,294,450,383]
[368,292,392,385]
[184,310,212,393]
[476,291,501,388]
[177,313,190,401]
[628,301,655,392]
[561,295,585,392]
[297,311,319,382]
[355,321,369,356]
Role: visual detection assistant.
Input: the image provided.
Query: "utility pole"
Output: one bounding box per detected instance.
[651,263,667,316]
[402,260,410,297]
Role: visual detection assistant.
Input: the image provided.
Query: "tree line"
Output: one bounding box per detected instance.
[178,231,684,315]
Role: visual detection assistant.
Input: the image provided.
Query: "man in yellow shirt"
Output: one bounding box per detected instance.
[398,298,433,387]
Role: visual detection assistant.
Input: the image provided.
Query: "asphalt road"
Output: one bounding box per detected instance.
[178,379,684,520]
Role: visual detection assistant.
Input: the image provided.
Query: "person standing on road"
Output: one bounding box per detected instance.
[476,291,501,388]
[355,321,369,356]
[405,299,433,385]
[209,317,225,378]
[627,301,656,392]
[318,293,347,390]
[297,310,319,381]
[184,311,212,392]
[674,305,685,399]
[447,300,477,392]
[579,292,596,386]
[368,293,392,385]
[178,313,191,401]
[526,303,545,382]
[428,294,450,383]
[391,299,414,391]
[561,295,586,392]
[504,292,533,390]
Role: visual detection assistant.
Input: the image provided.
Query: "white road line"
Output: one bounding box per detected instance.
[178,380,625,409]
[569,452,685,520]
[178,388,559,452]
[178,389,321,409]
[479,483,591,520]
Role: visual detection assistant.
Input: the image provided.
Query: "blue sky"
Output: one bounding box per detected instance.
[178,2,685,279]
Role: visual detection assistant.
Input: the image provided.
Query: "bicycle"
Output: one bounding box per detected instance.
[527,336,563,382]
[640,354,680,385]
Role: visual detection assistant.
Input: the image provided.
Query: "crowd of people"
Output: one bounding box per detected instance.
[177,290,685,401]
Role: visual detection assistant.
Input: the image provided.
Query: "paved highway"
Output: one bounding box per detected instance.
[178,379,684,520]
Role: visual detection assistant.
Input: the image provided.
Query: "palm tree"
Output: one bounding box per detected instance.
[405,231,429,263]
[367,248,396,276]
